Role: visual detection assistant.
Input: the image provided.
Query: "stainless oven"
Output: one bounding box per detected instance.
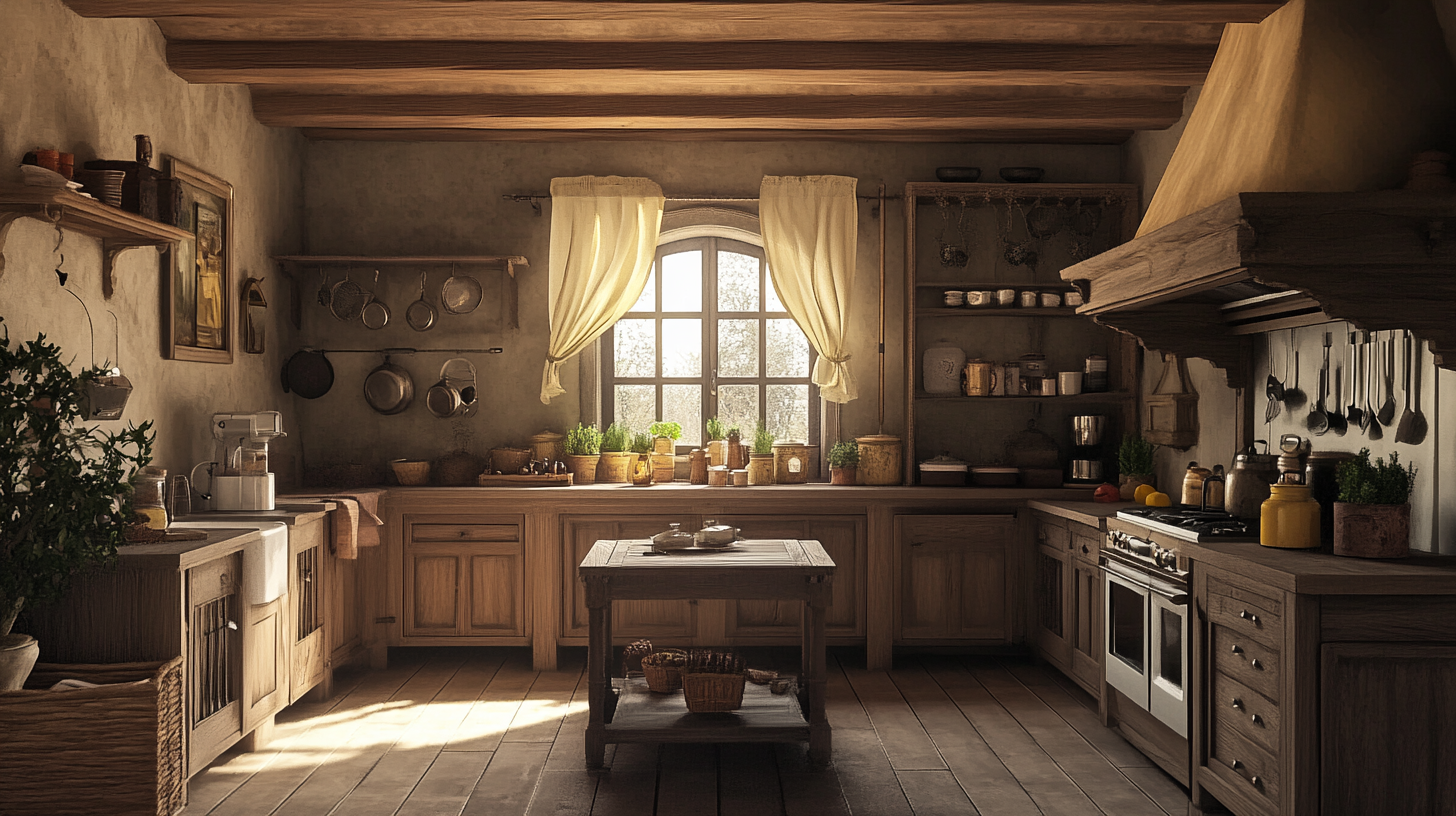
[1102,533,1190,738]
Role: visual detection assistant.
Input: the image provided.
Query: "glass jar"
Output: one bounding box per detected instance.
[1019,353,1046,395]
[631,453,654,486]
[133,466,168,530]
[1260,484,1321,549]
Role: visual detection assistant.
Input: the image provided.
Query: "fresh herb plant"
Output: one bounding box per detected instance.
[752,422,775,455]
[649,421,682,441]
[705,417,726,442]
[1337,448,1416,505]
[828,440,860,469]
[1,326,155,637]
[630,432,653,455]
[564,423,603,455]
[600,422,630,453]
[1117,434,1158,477]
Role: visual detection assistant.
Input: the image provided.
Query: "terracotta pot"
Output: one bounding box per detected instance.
[597,451,632,483]
[830,465,857,486]
[0,633,39,691]
[1334,502,1411,558]
[747,453,775,485]
[564,454,600,485]
[1119,474,1153,501]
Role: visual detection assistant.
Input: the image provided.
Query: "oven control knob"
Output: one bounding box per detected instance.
[1153,548,1177,569]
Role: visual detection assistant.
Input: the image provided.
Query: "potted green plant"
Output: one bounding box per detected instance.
[1117,433,1158,500]
[1334,448,1416,558]
[597,422,633,483]
[628,432,655,486]
[648,420,682,482]
[563,423,603,485]
[828,440,860,485]
[1,328,155,689]
[725,425,745,470]
[705,417,727,466]
[747,423,776,485]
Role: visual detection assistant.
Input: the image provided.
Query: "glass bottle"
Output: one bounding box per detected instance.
[133,466,168,530]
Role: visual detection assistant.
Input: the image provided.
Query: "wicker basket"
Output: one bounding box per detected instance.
[0,657,185,815]
[390,459,431,486]
[683,672,746,712]
[642,663,683,693]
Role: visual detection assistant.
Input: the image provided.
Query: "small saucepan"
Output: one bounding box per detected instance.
[364,355,414,415]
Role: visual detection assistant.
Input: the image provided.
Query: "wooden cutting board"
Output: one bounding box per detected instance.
[475,473,574,487]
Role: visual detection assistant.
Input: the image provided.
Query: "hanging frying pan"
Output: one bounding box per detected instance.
[406,271,437,331]
[280,349,334,399]
[360,269,391,329]
[440,263,483,315]
[363,355,414,415]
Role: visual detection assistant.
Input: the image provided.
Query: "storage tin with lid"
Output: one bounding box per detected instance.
[1261,484,1321,549]
[855,434,903,485]
[919,455,969,486]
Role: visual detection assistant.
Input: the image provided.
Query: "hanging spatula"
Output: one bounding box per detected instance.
[1343,331,1361,431]
[1377,330,1397,426]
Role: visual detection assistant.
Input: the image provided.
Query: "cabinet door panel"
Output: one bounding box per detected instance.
[563,516,698,640]
[243,597,288,731]
[897,515,1015,643]
[468,551,523,636]
[409,555,461,635]
[960,544,1007,640]
[1070,559,1103,696]
[902,541,957,639]
[717,516,863,641]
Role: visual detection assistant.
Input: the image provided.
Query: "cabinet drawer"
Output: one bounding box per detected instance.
[190,554,239,605]
[1071,529,1100,563]
[1212,624,1281,703]
[1035,521,1070,552]
[1208,719,1280,812]
[411,523,519,542]
[1211,670,1280,755]
[1208,585,1282,649]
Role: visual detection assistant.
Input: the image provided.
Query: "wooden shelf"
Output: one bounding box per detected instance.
[0,183,191,298]
[917,282,1077,290]
[917,307,1081,318]
[915,391,1135,403]
[907,182,1140,203]
[274,253,530,330]
[604,676,809,743]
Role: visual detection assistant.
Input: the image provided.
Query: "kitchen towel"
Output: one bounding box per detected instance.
[281,489,385,559]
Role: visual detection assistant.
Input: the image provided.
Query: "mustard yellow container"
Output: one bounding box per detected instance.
[1260,484,1320,549]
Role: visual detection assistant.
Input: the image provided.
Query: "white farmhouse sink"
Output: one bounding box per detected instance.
[171,520,289,605]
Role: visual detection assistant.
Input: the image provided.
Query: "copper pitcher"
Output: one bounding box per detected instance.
[963,359,998,397]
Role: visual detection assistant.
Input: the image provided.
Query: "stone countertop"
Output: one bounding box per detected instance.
[1026,499,1135,529]
[1184,538,1456,595]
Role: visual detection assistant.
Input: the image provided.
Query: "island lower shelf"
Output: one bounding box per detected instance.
[603,676,808,743]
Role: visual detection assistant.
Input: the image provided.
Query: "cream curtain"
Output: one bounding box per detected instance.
[759,175,859,404]
[540,176,665,404]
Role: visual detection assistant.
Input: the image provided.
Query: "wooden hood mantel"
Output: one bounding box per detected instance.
[1059,190,1456,387]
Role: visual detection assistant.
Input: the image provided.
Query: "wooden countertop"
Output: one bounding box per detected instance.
[175,502,335,527]
[117,527,263,570]
[1026,499,1134,529]
[1185,539,1456,595]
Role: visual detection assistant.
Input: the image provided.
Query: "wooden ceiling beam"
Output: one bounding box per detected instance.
[250,91,1185,129]
[167,41,1219,87]
[300,127,1135,143]
[61,0,1280,43]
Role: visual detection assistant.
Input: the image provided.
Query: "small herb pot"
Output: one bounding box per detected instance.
[831,465,857,486]
[1333,502,1410,558]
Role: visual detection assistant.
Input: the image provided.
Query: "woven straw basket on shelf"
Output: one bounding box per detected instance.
[683,672,746,713]
[0,657,185,816]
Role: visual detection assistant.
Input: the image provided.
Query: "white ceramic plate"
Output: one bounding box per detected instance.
[18,164,68,188]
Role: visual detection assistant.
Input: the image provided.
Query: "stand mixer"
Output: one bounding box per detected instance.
[196,411,287,511]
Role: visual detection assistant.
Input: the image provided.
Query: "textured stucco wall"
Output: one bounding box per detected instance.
[299,141,1121,471]
[0,0,306,483]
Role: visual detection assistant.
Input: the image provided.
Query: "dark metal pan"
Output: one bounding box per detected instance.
[280,349,334,399]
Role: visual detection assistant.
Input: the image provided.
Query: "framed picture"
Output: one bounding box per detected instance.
[163,158,234,364]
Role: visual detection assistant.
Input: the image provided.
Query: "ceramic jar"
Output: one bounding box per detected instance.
[1261,484,1320,549]
[855,434,903,485]
[922,342,966,395]
[772,441,810,484]
[747,453,775,485]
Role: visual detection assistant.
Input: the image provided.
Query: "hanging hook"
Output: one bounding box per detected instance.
[108,310,122,374]
[53,219,67,286]
[62,288,96,368]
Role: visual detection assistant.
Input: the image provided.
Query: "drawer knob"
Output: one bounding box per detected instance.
[1081,544,1089,554]
[1230,644,1244,655]
[1251,658,1264,670]
[1251,776,1262,788]
[1231,759,1244,771]
[1231,697,1244,709]
[1239,609,1260,623]
[1251,714,1264,726]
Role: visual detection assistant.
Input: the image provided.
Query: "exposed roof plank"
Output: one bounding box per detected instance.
[166,41,1219,87]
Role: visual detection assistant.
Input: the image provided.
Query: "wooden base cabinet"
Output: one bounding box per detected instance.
[1030,511,1103,700]
[894,515,1016,643]
[402,516,526,642]
[288,517,328,703]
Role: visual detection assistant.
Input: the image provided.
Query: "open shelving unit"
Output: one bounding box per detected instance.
[0,183,190,297]
[904,181,1142,484]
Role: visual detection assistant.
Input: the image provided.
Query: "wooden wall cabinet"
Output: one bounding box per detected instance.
[894,514,1017,643]
[402,516,526,642]
[1030,511,1103,701]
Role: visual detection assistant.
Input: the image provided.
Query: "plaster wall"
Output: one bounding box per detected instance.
[300,142,1120,473]
[0,0,306,483]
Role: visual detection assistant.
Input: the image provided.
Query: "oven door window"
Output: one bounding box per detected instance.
[1158,606,1183,688]
[1108,580,1146,673]
[1149,592,1189,738]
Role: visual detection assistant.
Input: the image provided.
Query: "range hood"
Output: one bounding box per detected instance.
[1060,190,1456,386]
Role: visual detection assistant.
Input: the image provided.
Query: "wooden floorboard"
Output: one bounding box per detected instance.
[180,647,1192,816]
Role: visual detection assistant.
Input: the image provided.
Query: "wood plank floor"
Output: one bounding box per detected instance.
[183,647,1189,816]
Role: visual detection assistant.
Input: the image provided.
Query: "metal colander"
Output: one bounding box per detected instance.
[329,271,368,322]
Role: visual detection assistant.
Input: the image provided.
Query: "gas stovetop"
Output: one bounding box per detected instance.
[1115,507,1259,543]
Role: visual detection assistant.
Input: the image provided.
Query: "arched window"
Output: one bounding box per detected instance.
[601,214,819,451]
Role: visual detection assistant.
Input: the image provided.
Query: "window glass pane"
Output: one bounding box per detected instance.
[766,319,810,378]
[615,385,656,436]
[662,319,702,377]
[718,251,760,312]
[765,267,786,312]
[718,319,759,377]
[661,251,702,312]
[663,385,702,448]
[766,384,809,443]
[614,319,656,377]
[718,384,759,436]
[630,264,656,312]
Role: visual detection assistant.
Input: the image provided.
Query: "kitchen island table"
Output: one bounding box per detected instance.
[578,538,835,768]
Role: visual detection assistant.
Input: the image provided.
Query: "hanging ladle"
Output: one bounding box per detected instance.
[1306,332,1331,436]
[1265,332,1284,422]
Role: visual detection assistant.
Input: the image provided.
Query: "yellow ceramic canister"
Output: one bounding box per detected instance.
[1260,484,1321,549]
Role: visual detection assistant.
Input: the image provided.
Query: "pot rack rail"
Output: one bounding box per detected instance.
[300,346,503,355]
[274,254,528,330]
[503,192,902,217]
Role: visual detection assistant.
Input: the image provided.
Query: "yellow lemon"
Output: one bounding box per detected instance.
[1133,483,1157,504]
[1144,491,1172,507]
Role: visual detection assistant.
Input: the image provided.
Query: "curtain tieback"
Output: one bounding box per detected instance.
[545,354,567,363]
[822,353,852,364]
